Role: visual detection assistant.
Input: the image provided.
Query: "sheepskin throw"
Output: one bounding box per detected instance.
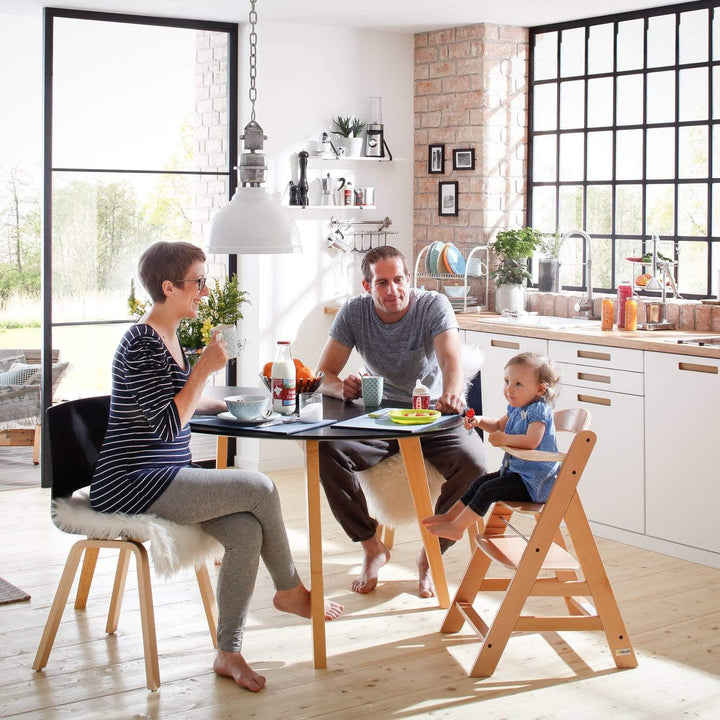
[52,492,223,578]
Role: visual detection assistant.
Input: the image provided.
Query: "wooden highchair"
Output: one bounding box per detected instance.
[441,408,637,677]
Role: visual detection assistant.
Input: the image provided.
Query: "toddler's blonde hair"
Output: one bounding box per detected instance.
[505,352,560,405]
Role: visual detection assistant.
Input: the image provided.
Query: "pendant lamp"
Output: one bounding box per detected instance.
[208,0,300,255]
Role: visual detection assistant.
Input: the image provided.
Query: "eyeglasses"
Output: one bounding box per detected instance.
[176,276,207,291]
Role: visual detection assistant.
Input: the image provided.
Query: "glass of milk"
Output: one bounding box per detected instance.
[299,392,323,423]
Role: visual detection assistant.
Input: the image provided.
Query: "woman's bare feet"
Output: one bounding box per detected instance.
[351,536,391,593]
[417,549,436,598]
[273,582,344,621]
[213,650,266,692]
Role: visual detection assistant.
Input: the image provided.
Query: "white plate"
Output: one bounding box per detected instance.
[217,411,279,425]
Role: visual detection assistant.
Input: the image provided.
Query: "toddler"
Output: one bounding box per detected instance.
[423,352,560,540]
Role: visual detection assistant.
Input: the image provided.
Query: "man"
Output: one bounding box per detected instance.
[317,245,488,597]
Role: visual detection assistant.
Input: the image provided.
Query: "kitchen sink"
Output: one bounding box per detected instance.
[478,314,602,330]
[665,335,720,347]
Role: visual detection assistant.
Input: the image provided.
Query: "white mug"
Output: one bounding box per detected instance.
[363,187,375,206]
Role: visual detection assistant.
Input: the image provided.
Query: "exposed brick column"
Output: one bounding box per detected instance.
[414,24,529,307]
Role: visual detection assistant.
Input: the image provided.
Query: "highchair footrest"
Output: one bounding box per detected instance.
[477,535,579,571]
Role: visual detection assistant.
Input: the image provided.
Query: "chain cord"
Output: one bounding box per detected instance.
[248,0,258,123]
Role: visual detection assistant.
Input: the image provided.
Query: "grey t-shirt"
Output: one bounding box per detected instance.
[329,288,458,402]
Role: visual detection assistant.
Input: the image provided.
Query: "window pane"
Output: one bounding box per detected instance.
[616,238,642,281]
[530,186,557,232]
[678,126,708,179]
[679,9,708,65]
[559,133,584,181]
[713,67,720,119]
[713,184,720,234]
[616,74,644,126]
[532,135,557,181]
[646,127,675,180]
[713,126,720,177]
[534,31,558,81]
[559,185,583,231]
[617,19,644,72]
[646,184,675,235]
[714,10,720,61]
[647,14,676,67]
[588,23,613,75]
[559,80,584,129]
[677,183,707,236]
[678,241,708,294]
[712,242,720,296]
[647,71,675,124]
[533,83,557,131]
[616,129,643,180]
[587,185,612,234]
[51,171,228,322]
[560,27,585,77]
[558,229,584,286]
[587,77,613,127]
[587,131,613,181]
[53,19,229,172]
[592,236,612,288]
[679,67,709,121]
[616,185,642,235]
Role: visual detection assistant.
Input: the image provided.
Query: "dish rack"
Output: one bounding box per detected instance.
[413,244,490,313]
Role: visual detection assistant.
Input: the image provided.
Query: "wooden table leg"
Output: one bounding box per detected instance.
[304,440,327,669]
[398,437,450,608]
[215,436,228,470]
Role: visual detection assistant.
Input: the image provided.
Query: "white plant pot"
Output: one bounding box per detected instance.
[495,283,525,314]
[333,135,363,158]
[216,323,238,360]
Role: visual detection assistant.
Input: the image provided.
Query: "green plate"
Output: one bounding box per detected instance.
[388,409,441,425]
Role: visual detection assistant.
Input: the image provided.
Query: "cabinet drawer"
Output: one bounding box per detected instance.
[467,331,548,355]
[549,340,643,372]
[557,362,644,396]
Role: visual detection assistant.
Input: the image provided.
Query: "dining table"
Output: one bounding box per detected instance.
[189,386,462,669]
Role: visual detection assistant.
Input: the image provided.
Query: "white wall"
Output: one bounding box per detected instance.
[233,21,414,470]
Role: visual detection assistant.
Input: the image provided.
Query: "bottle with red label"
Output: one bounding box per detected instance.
[412,378,430,409]
[271,341,296,415]
[616,281,633,330]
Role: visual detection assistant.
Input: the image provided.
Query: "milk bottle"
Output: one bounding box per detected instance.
[271,341,296,415]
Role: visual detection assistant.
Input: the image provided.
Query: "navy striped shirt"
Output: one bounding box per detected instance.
[90,324,192,514]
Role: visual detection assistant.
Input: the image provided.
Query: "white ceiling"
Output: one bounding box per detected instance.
[2,0,695,32]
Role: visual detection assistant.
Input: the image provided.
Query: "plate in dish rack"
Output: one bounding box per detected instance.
[388,409,441,425]
[427,241,444,275]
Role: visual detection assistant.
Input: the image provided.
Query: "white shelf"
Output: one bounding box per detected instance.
[307,156,404,167]
[286,205,376,211]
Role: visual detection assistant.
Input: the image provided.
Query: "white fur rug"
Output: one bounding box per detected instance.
[52,493,223,578]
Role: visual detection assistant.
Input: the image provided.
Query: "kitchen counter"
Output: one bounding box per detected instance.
[458,312,720,359]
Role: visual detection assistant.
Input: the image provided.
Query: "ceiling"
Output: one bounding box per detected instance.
[3,0,695,32]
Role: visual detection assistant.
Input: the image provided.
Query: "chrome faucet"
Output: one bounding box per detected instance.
[560,229,600,319]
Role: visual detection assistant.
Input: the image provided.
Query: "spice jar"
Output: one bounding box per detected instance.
[601,298,614,330]
[624,297,638,331]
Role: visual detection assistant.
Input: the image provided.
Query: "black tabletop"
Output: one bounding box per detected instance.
[190,386,462,441]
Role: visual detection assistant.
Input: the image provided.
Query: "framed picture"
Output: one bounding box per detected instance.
[438,181,459,216]
[452,148,475,170]
[428,143,445,174]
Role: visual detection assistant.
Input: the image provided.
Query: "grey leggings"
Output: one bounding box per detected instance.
[147,466,300,653]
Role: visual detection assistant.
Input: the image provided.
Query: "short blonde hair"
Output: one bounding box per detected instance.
[505,352,560,405]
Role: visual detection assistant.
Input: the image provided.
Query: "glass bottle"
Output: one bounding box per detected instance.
[601,298,614,330]
[616,281,633,329]
[412,378,430,409]
[271,341,296,415]
[624,297,638,331]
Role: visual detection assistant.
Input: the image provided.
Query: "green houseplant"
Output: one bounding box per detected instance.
[491,227,544,313]
[331,115,366,157]
[201,274,250,359]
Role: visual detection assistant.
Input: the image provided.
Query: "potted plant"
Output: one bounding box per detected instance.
[491,227,543,314]
[200,274,250,359]
[332,115,366,157]
[537,229,563,292]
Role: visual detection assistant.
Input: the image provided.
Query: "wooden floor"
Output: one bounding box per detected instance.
[1,447,719,719]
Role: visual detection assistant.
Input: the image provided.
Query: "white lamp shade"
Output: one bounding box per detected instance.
[208,186,301,254]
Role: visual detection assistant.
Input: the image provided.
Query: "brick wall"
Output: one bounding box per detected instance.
[413,24,529,308]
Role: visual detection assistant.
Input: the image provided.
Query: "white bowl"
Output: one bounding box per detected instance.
[443,285,470,298]
[225,395,270,421]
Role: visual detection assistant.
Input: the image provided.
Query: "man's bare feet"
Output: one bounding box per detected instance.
[213,650,266,692]
[417,549,435,598]
[351,536,391,593]
[424,519,466,541]
[273,582,344,621]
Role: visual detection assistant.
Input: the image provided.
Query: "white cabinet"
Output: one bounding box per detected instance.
[644,352,720,553]
[465,331,548,468]
[551,339,645,534]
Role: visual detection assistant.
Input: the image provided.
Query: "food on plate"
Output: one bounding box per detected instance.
[635,273,652,286]
[387,408,441,425]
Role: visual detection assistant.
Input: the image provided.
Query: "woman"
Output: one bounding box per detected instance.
[90,241,343,692]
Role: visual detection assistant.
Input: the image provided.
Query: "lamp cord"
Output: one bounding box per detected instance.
[248,0,258,123]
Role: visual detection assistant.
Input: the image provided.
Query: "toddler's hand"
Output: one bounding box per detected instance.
[488,430,504,447]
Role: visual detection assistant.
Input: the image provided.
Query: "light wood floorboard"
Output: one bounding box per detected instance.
[1,454,719,719]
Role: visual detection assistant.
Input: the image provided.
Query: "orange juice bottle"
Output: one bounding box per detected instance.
[601,298,614,330]
[624,298,638,331]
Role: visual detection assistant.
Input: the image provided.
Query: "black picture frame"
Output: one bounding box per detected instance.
[452,148,475,170]
[428,143,445,174]
[438,181,459,216]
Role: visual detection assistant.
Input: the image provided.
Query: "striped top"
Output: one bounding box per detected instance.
[90,324,192,514]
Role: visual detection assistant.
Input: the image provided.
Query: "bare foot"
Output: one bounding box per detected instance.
[424,520,465,541]
[417,549,436,598]
[422,512,451,528]
[213,650,266,692]
[273,582,344,621]
[351,536,391,593]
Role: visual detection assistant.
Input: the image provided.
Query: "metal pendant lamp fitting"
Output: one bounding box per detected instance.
[208,0,300,255]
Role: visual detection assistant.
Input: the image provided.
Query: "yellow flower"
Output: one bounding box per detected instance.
[200,318,214,345]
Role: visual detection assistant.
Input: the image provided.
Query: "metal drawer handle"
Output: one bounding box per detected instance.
[577,350,611,362]
[577,372,611,384]
[491,339,520,349]
[678,362,718,375]
[577,393,611,407]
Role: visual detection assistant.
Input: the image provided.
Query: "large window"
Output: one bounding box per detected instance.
[529,0,720,298]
